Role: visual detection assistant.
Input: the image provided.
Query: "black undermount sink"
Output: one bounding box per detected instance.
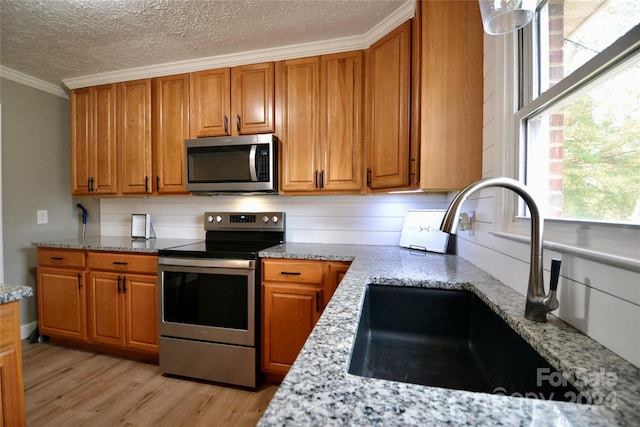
[348,285,581,403]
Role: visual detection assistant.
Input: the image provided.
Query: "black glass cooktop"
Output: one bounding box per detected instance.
[158,240,281,260]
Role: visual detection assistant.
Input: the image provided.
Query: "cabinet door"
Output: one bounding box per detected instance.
[420,1,482,190]
[367,20,412,190]
[119,79,152,195]
[87,271,126,347]
[320,52,363,192]
[276,58,321,192]
[325,261,351,300]
[262,282,322,374]
[124,274,158,353]
[71,87,92,195]
[0,301,26,427]
[153,74,190,194]
[37,267,87,341]
[190,68,231,137]
[231,62,275,135]
[92,84,119,195]
[0,348,25,427]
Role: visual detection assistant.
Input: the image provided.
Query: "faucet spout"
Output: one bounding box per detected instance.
[440,177,559,322]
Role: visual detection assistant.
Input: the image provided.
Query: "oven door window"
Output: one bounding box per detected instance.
[188,145,253,183]
[163,271,249,330]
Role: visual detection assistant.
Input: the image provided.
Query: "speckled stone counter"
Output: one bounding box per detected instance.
[0,284,33,304]
[258,243,640,426]
[33,236,203,253]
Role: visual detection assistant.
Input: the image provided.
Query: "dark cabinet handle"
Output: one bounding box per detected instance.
[112,261,128,266]
[122,277,127,294]
[367,168,372,187]
[156,175,160,191]
[321,170,325,189]
[50,257,63,261]
[236,114,241,132]
[280,271,301,276]
[77,274,82,290]
[315,170,319,189]
[316,291,321,312]
[88,177,95,192]
[117,276,122,294]
[224,115,229,134]
[145,176,149,192]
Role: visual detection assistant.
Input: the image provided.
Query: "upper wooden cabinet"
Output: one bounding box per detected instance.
[419,0,483,191]
[71,84,118,196]
[153,74,190,194]
[71,80,153,196]
[189,68,230,137]
[232,62,275,135]
[190,62,274,137]
[119,79,153,195]
[277,51,363,194]
[366,20,414,191]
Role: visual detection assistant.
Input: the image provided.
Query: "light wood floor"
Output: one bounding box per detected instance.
[22,341,278,427]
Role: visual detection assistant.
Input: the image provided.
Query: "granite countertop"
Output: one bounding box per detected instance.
[257,243,640,426]
[33,236,203,254]
[0,284,33,304]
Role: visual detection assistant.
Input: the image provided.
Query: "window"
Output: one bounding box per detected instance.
[519,0,640,224]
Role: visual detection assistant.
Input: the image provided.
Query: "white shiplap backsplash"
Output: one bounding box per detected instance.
[100,193,450,245]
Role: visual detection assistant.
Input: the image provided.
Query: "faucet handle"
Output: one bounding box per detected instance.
[550,259,561,292]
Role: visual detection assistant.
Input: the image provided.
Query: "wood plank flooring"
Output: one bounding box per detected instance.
[22,341,278,427]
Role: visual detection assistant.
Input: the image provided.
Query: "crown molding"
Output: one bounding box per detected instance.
[0,66,69,99]
[63,0,415,90]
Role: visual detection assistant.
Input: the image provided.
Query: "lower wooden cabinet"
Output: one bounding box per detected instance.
[0,300,26,427]
[261,258,351,379]
[37,248,159,359]
[87,271,158,354]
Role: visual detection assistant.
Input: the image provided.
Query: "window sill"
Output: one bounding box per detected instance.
[490,231,640,273]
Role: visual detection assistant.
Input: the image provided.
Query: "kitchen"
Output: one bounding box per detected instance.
[1,0,639,425]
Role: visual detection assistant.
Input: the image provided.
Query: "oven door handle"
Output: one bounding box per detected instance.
[158,257,255,269]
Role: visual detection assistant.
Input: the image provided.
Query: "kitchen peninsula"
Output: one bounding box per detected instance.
[257,243,640,426]
[1,283,33,426]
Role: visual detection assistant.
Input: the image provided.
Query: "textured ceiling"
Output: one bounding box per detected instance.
[0,0,408,89]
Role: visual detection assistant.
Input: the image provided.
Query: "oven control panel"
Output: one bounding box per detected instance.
[204,211,285,231]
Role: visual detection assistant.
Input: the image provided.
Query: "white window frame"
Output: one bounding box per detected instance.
[504,14,640,268]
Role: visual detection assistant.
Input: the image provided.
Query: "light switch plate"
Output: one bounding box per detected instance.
[37,210,48,224]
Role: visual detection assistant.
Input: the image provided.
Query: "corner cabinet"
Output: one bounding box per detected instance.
[36,248,159,360]
[419,0,483,190]
[261,258,351,380]
[0,300,26,427]
[277,51,363,194]
[71,79,154,196]
[365,20,415,191]
[190,62,274,137]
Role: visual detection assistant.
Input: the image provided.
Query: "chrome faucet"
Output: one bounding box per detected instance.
[440,177,560,322]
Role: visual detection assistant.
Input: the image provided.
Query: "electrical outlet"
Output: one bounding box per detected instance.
[37,210,48,224]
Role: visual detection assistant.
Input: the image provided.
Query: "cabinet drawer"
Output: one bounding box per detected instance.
[37,248,85,268]
[87,252,157,275]
[263,260,323,284]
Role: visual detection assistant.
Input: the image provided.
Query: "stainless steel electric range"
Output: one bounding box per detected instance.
[157,211,285,388]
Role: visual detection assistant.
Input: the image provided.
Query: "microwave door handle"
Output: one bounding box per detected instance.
[249,144,258,181]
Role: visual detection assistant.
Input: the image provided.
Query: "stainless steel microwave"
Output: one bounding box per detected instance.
[185,134,278,194]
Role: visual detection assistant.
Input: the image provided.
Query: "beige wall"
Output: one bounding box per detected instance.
[0,77,98,333]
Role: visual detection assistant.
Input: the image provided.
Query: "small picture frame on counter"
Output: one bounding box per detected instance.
[131,214,152,239]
